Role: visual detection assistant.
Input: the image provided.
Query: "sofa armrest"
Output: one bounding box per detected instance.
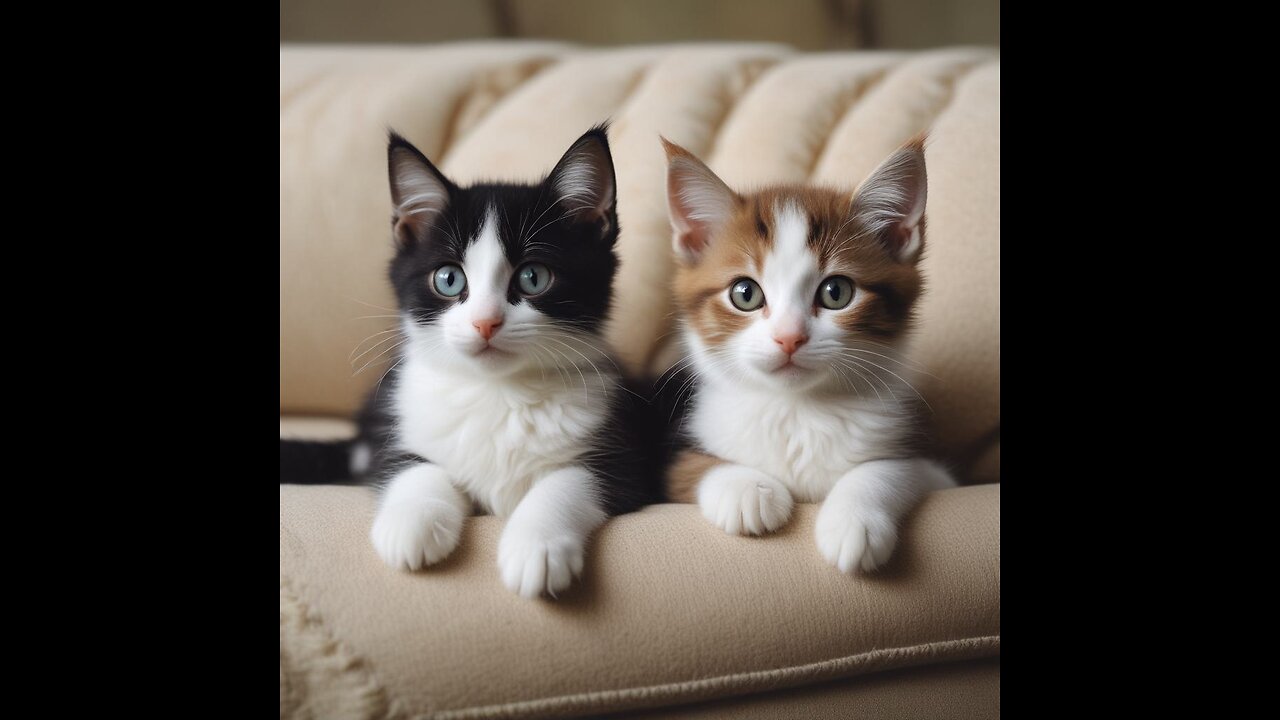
[280,483,999,718]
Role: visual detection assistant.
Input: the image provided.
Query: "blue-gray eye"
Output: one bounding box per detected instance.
[517,263,552,296]
[729,278,764,311]
[817,276,854,309]
[433,265,466,297]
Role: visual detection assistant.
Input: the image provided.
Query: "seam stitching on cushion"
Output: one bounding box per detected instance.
[438,54,567,165]
[700,54,788,163]
[425,634,1000,720]
[607,54,665,122]
[701,52,788,162]
[802,60,901,179]
[280,575,411,719]
[918,58,997,136]
[808,53,990,182]
[436,88,480,161]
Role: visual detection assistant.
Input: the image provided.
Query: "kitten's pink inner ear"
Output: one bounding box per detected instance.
[663,150,737,263]
[667,171,709,259]
[850,144,928,264]
[896,195,925,258]
[549,133,615,232]
[389,145,450,248]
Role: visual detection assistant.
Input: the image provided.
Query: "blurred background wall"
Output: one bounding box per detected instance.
[280,0,999,49]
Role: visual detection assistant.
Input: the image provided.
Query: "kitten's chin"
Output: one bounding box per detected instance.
[451,344,526,375]
[747,359,827,391]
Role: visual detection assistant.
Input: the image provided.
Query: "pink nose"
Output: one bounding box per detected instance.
[473,318,503,340]
[774,333,808,356]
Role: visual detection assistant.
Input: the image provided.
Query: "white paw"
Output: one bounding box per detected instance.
[814,501,898,573]
[497,526,586,599]
[698,466,794,536]
[370,499,464,571]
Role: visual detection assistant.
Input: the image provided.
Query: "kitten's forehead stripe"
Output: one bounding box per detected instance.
[772,201,809,260]
[762,201,819,321]
[463,206,511,305]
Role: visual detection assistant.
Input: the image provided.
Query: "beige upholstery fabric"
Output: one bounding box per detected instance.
[279,484,999,719]
[611,659,1000,719]
[280,43,1000,482]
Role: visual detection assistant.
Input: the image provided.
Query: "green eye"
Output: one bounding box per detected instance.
[817,276,854,309]
[729,278,765,311]
[516,263,552,296]
[433,264,466,297]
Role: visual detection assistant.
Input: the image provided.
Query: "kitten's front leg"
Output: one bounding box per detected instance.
[672,451,794,536]
[498,466,607,599]
[370,463,471,571]
[815,458,954,573]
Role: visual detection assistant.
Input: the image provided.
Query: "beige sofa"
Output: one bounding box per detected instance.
[280,43,1000,719]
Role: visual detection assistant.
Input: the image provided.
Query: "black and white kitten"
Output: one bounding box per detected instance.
[283,126,659,598]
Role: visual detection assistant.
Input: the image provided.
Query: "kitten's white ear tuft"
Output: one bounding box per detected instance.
[547,126,617,239]
[388,132,453,249]
[849,137,928,264]
[661,137,739,264]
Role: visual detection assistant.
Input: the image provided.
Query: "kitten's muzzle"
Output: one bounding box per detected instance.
[773,332,808,356]
[473,317,503,341]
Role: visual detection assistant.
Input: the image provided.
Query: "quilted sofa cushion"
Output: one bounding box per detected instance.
[279,43,1000,483]
[280,483,999,718]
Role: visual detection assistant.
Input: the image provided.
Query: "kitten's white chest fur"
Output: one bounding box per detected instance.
[691,380,910,502]
[394,357,609,516]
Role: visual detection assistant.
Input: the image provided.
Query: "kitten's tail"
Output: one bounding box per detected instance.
[279,439,355,485]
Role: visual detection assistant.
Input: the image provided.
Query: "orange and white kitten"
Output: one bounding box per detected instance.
[657,137,954,573]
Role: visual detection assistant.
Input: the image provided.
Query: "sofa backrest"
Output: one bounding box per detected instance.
[280,43,1000,483]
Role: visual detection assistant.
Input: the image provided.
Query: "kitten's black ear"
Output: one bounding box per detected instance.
[848,136,928,264]
[388,131,454,249]
[661,137,739,264]
[546,125,617,240]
